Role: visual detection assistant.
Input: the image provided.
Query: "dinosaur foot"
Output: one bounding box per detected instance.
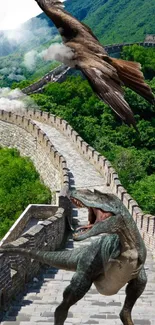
[120,310,134,325]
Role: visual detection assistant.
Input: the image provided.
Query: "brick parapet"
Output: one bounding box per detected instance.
[0,109,70,189]
[0,205,70,308]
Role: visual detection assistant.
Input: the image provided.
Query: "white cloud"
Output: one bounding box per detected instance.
[0,0,42,30]
[0,88,38,114]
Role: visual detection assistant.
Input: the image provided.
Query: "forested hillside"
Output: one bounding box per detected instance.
[1,0,154,57]
[40,0,155,44]
[65,0,155,44]
[0,12,58,87]
[0,148,51,238]
[0,39,59,88]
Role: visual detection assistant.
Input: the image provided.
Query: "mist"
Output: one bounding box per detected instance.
[3,17,54,48]
[0,88,38,115]
[8,74,26,81]
[23,50,38,71]
[41,43,74,64]
[23,42,74,71]
[0,17,57,79]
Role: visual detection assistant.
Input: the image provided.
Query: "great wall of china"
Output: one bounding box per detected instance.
[0,37,155,324]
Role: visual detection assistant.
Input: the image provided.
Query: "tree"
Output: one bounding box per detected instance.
[130,175,155,214]
[121,45,155,79]
[0,148,51,238]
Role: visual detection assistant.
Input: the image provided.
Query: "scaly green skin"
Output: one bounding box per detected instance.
[0,190,147,325]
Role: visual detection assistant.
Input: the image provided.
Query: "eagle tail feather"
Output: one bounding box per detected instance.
[110,58,155,104]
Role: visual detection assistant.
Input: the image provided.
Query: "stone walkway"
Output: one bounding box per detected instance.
[34,121,110,192]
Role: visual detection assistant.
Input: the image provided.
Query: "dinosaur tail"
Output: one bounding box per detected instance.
[0,247,78,271]
[109,57,155,104]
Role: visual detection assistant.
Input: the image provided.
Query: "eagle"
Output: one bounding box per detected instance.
[35,0,154,128]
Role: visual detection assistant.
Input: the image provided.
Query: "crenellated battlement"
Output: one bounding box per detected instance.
[0,110,70,188]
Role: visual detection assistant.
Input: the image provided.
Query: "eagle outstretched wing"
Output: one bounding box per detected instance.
[81,64,136,127]
[35,0,155,128]
[35,0,100,43]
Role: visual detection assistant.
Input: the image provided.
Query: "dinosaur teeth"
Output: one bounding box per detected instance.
[71,197,85,208]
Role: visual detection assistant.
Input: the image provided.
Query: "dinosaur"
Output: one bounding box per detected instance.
[0,190,147,325]
[34,0,155,129]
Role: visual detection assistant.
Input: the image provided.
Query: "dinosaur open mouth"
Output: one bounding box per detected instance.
[71,196,113,235]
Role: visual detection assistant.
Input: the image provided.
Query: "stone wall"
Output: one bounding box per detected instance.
[104,41,155,54]
[0,120,61,194]
[0,206,69,308]
[0,109,72,309]
[23,64,70,95]
[0,204,59,246]
[0,110,70,192]
[104,42,144,54]
[23,108,155,252]
[144,34,155,43]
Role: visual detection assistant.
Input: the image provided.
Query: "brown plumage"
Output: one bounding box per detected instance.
[35,0,155,128]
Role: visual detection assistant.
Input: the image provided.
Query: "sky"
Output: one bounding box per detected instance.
[0,0,42,30]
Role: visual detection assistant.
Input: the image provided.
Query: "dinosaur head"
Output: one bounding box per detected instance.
[70,189,122,238]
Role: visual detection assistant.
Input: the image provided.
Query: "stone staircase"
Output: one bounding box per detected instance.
[1,205,155,325]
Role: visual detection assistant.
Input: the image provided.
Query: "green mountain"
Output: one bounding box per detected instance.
[1,0,155,56]
[0,0,154,87]
[65,0,155,44]
[37,0,155,45]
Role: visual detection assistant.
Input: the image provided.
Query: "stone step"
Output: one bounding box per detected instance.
[2,209,155,325]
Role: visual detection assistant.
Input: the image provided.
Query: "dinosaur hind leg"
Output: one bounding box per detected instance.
[54,271,92,325]
[120,267,147,325]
